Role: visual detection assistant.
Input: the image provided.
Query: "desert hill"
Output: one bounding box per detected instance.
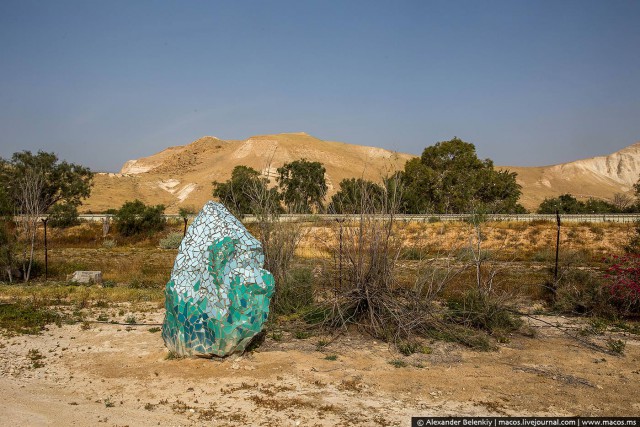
[83,133,639,213]
[505,142,640,209]
[84,133,413,213]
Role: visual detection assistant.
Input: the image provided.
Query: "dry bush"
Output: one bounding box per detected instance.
[242,161,305,315]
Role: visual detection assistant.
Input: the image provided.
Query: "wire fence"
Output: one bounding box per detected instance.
[68,213,640,224]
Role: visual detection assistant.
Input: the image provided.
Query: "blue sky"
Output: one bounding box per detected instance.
[1,0,639,172]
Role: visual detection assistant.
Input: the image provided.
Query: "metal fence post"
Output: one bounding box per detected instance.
[41,218,48,280]
[553,210,561,294]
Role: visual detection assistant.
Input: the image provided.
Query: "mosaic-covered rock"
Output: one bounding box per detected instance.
[162,201,274,357]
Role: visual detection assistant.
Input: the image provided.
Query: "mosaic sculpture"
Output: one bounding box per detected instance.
[162,201,274,357]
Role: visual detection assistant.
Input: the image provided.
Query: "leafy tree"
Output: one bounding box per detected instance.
[178,206,196,220]
[48,203,80,228]
[537,194,620,214]
[0,151,93,281]
[584,198,618,214]
[634,178,640,200]
[329,178,385,214]
[537,194,585,214]
[277,159,327,213]
[212,166,280,217]
[400,137,522,214]
[113,200,166,236]
[0,151,93,213]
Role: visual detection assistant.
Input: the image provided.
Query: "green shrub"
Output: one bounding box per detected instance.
[388,359,408,368]
[607,338,626,355]
[159,232,183,249]
[102,239,117,249]
[19,259,45,280]
[0,303,62,334]
[400,247,429,260]
[272,267,315,315]
[397,340,429,356]
[553,268,613,316]
[113,200,165,236]
[0,221,16,281]
[446,289,522,334]
[531,249,553,263]
[48,203,80,228]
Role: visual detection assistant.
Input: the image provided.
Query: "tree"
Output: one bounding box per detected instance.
[212,166,279,217]
[276,159,327,213]
[48,203,80,228]
[612,193,634,212]
[584,198,618,214]
[0,151,93,281]
[400,137,522,214]
[113,200,166,236]
[537,194,621,214]
[537,194,586,214]
[0,185,16,282]
[329,178,385,214]
[0,151,93,213]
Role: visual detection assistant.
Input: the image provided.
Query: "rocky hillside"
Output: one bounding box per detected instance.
[82,133,639,213]
[506,142,640,209]
[84,133,413,213]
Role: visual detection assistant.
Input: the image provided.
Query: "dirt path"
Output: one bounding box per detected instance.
[1,309,639,426]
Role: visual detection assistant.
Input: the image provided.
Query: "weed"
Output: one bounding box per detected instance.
[270,331,283,341]
[611,320,640,335]
[81,321,92,330]
[144,403,155,410]
[446,289,522,334]
[338,377,363,392]
[554,268,614,317]
[397,340,430,356]
[388,359,408,368]
[0,303,62,335]
[148,327,161,333]
[159,232,183,249]
[125,315,137,324]
[165,351,183,360]
[104,397,115,408]
[294,330,311,339]
[324,354,338,361]
[607,338,626,355]
[316,339,329,350]
[401,247,430,260]
[97,314,108,322]
[102,239,117,249]
[273,267,315,315]
[27,349,45,368]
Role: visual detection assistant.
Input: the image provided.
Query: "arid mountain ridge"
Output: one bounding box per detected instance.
[83,132,639,213]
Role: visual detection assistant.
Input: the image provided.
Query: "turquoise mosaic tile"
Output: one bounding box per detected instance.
[162,201,274,357]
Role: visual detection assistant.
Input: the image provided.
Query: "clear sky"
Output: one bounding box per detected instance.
[1,0,639,172]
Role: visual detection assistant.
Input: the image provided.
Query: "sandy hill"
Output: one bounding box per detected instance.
[504,142,640,209]
[83,133,639,213]
[84,132,413,213]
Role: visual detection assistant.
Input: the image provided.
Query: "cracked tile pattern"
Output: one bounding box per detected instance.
[162,201,274,356]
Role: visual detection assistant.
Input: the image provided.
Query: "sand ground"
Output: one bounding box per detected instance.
[1,307,639,426]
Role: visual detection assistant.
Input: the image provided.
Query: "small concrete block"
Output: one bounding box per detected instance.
[69,271,102,284]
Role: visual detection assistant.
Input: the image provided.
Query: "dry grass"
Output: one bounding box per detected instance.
[0,283,163,306]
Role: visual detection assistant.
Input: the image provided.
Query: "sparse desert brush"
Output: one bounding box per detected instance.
[0,302,63,335]
[49,222,103,247]
[159,232,183,249]
[0,283,163,305]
